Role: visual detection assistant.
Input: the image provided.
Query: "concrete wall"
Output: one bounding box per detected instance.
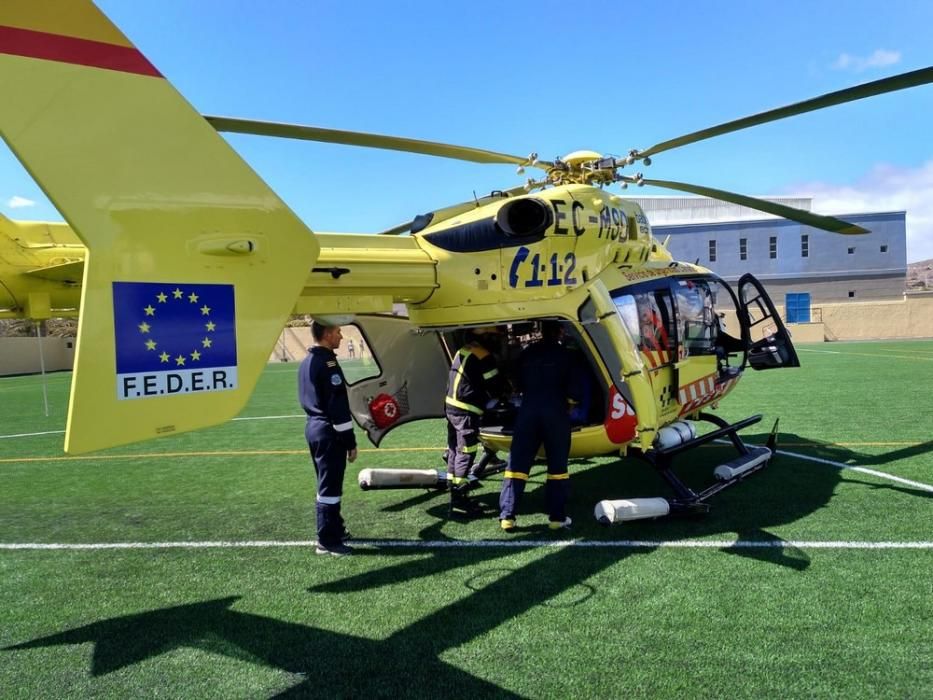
[777,293,932,341]
[4,300,929,377]
[0,336,76,376]
[785,322,825,343]
[811,293,933,341]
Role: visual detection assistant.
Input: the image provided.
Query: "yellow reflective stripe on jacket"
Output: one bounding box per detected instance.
[460,444,478,454]
[450,347,471,399]
[449,476,469,485]
[546,472,570,480]
[482,367,499,380]
[503,470,529,481]
[445,396,483,414]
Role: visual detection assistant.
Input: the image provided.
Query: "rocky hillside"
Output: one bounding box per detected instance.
[908,259,933,291]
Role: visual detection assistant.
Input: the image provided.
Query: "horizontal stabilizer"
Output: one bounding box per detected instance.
[24,260,84,283]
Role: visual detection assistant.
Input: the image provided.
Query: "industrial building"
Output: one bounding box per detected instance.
[636,197,908,324]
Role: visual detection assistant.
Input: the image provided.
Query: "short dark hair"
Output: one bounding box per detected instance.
[311,321,328,342]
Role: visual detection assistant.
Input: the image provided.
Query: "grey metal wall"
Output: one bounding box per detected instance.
[653,211,907,301]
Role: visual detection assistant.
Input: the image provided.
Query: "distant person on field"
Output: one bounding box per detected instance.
[347,338,355,359]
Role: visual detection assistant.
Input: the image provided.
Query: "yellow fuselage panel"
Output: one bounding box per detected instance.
[482,424,619,459]
[0,222,85,314]
[412,184,653,312]
[298,232,437,308]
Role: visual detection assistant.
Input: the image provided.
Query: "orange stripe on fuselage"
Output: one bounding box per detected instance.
[0,25,160,77]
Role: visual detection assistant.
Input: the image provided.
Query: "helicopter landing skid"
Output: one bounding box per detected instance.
[637,412,777,517]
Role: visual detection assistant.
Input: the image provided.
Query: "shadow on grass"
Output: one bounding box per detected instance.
[812,439,933,469]
[318,426,930,597]
[840,476,933,500]
[4,546,636,698]
[8,432,925,693]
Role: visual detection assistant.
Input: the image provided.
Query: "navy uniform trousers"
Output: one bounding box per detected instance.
[306,422,347,547]
[299,346,356,549]
[499,402,571,522]
[446,408,480,489]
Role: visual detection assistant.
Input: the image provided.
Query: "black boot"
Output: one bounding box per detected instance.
[448,485,483,519]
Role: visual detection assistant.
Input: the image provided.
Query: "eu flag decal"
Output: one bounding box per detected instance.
[113,282,238,400]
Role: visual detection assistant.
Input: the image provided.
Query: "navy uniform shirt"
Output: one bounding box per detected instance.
[516,340,584,411]
[298,346,357,449]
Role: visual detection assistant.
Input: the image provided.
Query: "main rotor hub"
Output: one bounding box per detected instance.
[561,150,604,167]
[546,149,632,187]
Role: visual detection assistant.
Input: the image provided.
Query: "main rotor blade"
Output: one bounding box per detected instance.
[638,66,933,159]
[206,116,545,167]
[376,220,416,236]
[636,178,868,234]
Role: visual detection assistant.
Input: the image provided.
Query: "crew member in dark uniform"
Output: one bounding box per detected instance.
[499,320,582,531]
[298,317,358,556]
[445,327,505,517]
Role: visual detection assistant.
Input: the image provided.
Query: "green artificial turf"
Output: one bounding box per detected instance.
[1,342,932,698]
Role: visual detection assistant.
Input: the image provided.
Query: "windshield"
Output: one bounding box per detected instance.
[673,278,718,356]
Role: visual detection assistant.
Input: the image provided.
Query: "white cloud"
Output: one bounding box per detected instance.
[784,160,933,262]
[6,195,36,209]
[831,49,901,72]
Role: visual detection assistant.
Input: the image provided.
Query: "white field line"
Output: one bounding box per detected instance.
[231,414,304,421]
[2,539,932,551]
[873,347,933,356]
[797,348,933,361]
[0,414,306,440]
[776,448,933,493]
[0,429,64,440]
[4,421,931,496]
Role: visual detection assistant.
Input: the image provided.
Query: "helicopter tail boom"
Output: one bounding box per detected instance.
[0,1,320,453]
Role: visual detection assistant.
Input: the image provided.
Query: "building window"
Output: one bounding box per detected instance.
[801,234,809,258]
[708,240,716,262]
[785,292,811,323]
[848,290,856,298]
[769,236,777,259]
[880,244,888,253]
[739,238,747,261]
[848,247,855,255]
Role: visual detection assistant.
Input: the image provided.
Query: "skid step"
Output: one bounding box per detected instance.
[713,445,771,481]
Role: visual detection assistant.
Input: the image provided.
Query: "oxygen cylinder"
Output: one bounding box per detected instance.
[654,421,697,450]
[358,468,446,490]
[594,498,670,525]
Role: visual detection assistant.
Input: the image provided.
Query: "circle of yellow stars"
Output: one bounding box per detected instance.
[136,287,216,366]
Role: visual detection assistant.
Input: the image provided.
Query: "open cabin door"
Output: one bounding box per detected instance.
[347,315,449,446]
[737,274,801,370]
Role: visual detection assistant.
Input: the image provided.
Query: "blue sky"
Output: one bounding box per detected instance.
[3,0,933,260]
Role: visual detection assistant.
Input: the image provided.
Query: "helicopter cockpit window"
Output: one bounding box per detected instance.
[343,323,381,384]
[674,279,718,356]
[613,291,675,364]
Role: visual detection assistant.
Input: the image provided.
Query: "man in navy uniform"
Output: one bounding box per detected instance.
[298,317,358,556]
[445,327,506,517]
[499,320,582,531]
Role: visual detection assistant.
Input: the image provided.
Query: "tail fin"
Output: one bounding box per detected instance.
[1,1,319,453]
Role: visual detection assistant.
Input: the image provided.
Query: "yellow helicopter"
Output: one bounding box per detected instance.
[2,1,931,522]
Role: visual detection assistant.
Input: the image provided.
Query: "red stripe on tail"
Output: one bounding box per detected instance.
[0,25,161,77]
